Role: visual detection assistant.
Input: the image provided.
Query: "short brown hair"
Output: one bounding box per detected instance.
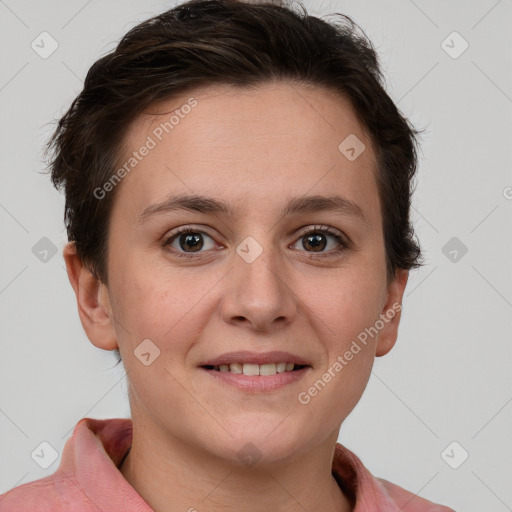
[45,0,424,364]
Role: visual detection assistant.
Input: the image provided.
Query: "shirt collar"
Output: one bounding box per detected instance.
[57,417,151,510]
[332,442,401,511]
[60,417,400,511]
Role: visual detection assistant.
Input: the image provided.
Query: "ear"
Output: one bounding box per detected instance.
[375,269,409,357]
[63,242,118,351]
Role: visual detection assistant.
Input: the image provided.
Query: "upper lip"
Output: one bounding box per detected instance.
[199,351,311,367]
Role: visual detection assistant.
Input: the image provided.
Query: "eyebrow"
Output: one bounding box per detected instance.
[138,193,369,225]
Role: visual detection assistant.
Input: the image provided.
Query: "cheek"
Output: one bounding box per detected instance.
[109,257,220,353]
[302,269,384,346]
[299,292,379,427]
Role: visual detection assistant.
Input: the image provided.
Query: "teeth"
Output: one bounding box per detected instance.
[259,363,276,376]
[212,362,300,374]
[276,363,287,373]
[242,363,260,376]
[229,363,243,374]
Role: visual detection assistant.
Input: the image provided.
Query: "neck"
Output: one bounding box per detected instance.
[119,423,353,512]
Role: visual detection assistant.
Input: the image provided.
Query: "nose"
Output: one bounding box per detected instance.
[220,242,298,332]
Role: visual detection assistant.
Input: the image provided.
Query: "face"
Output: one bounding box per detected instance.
[69,81,408,465]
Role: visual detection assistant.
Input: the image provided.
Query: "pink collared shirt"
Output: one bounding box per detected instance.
[0,417,456,511]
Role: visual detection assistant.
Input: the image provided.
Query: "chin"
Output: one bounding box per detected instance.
[211,417,312,467]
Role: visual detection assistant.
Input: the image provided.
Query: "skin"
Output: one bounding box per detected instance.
[64,81,409,512]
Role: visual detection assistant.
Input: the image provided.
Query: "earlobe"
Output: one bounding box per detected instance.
[62,242,119,351]
[375,269,409,357]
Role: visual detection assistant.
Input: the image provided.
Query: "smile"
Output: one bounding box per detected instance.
[202,363,307,375]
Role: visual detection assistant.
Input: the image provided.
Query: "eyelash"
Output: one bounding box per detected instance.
[161,225,350,260]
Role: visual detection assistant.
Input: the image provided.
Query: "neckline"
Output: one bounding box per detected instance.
[118,446,131,471]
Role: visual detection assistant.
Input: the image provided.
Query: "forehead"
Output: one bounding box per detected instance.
[115,81,380,225]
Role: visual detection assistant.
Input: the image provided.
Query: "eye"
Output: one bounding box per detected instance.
[162,224,350,260]
[291,225,349,256]
[162,226,217,259]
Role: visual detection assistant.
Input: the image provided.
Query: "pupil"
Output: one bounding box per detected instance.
[305,233,326,252]
[180,233,203,252]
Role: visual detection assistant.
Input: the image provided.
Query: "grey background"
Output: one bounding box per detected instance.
[1,1,511,511]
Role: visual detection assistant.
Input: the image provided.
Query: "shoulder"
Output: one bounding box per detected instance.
[0,417,141,511]
[0,472,96,511]
[377,477,457,512]
[332,442,457,511]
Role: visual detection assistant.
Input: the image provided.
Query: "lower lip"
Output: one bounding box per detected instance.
[200,367,310,392]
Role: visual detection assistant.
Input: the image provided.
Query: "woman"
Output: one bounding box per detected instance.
[0,0,455,510]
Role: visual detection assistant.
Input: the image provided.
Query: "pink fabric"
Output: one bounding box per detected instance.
[0,417,455,511]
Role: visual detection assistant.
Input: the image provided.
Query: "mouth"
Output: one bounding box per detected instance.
[198,351,312,392]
